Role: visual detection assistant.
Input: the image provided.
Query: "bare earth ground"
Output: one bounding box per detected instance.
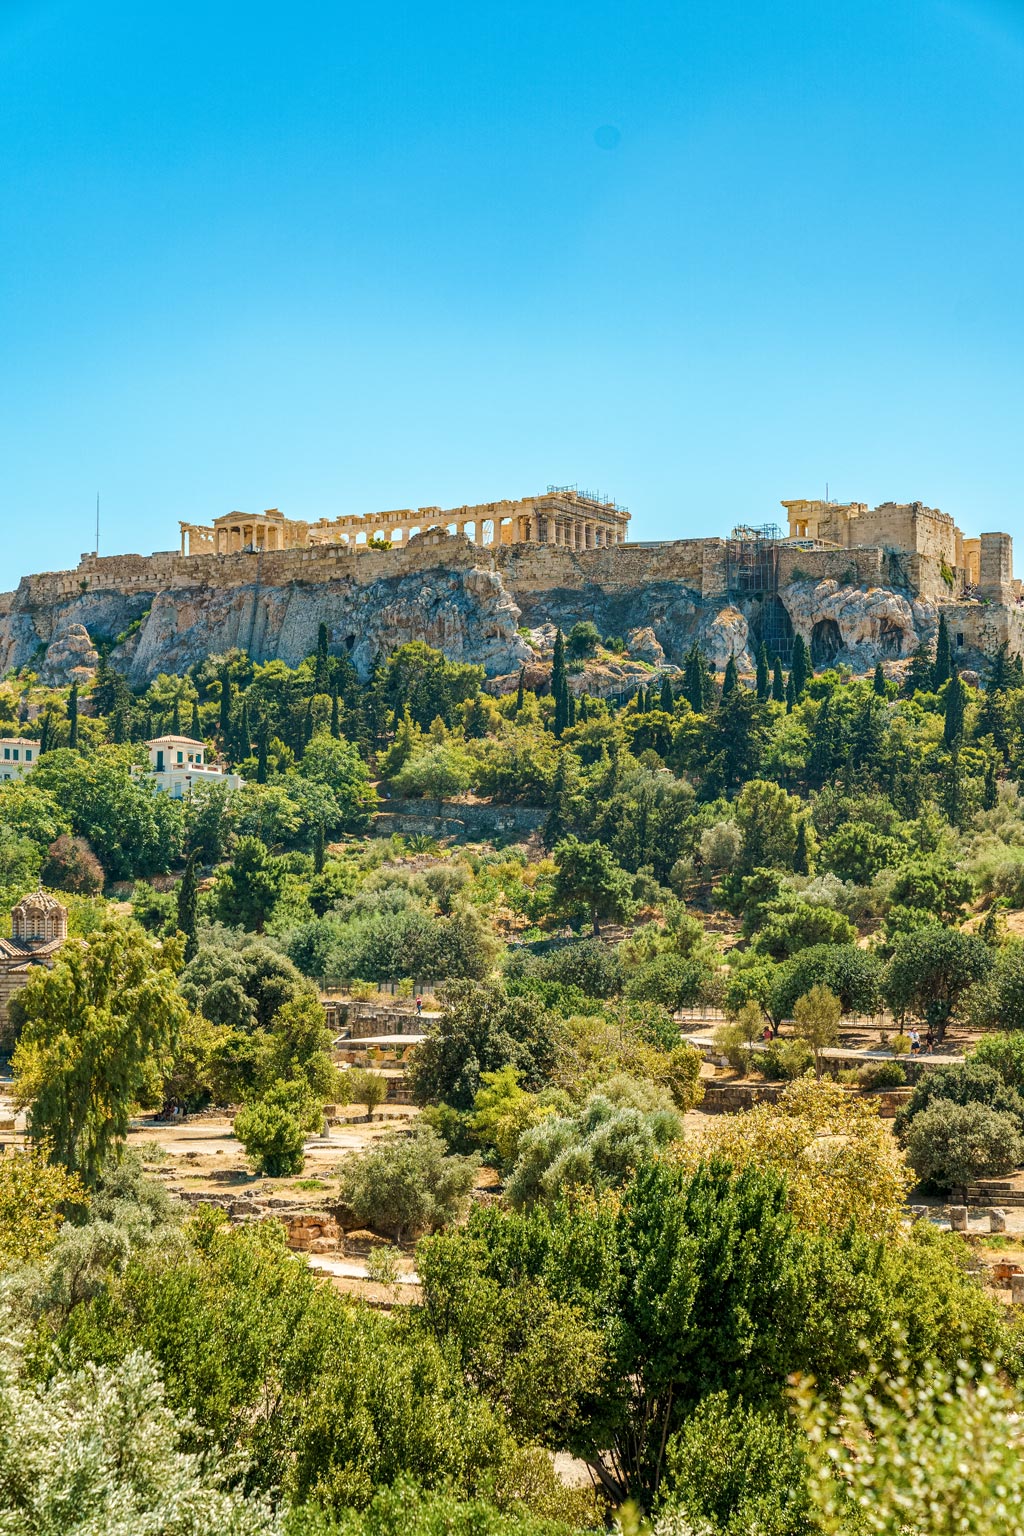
[5,1087,1024,1307]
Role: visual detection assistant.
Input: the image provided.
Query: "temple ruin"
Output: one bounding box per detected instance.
[179,486,630,558]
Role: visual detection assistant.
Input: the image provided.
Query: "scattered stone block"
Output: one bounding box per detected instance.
[1011,1274,1024,1305]
[948,1205,968,1231]
[990,1207,1008,1233]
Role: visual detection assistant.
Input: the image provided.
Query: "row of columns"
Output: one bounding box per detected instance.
[181,512,629,557]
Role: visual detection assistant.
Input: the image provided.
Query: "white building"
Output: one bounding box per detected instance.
[0,737,39,784]
[143,735,244,799]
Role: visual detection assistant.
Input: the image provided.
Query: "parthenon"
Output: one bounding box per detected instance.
[179,486,630,558]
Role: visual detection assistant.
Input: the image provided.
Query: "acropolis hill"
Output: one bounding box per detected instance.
[0,487,1019,687]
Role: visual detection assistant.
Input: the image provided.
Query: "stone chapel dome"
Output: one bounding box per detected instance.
[11,889,68,947]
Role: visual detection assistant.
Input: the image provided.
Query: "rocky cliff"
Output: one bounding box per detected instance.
[0,530,1009,688]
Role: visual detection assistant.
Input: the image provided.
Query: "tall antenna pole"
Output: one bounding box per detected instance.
[95,493,100,556]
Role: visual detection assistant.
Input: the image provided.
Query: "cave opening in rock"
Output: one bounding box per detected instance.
[811,618,842,668]
[879,618,905,656]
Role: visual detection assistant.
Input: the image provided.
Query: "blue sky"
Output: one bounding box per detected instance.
[2,0,1023,588]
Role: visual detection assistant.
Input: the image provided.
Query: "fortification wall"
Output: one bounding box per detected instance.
[2,528,1022,684]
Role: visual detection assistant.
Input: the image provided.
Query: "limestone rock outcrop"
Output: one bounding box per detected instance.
[697,605,751,671]
[781,579,930,668]
[40,622,99,685]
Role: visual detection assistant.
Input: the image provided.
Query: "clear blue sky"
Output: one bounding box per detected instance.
[2,0,1023,589]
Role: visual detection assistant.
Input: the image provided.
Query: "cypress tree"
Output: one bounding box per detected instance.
[660,674,674,713]
[578,696,589,722]
[989,643,1011,693]
[171,692,181,735]
[933,613,952,688]
[553,679,568,738]
[237,701,251,760]
[682,642,713,713]
[944,670,965,748]
[906,642,934,696]
[567,689,577,728]
[68,684,79,750]
[785,675,795,713]
[791,633,809,698]
[551,629,566,701]
[219,665,232,739]
[314,622,330,694]
[755,643,770,701]
[722,655,739,697]
[808,694,838,788]
[257,719,269,785]
[771,656,785,703]
[983,756,999,812]
[872,661,886,696]
[313,822,326,875]
[190,700,202,739]
[794,819,810,875]
[516,666,526,713]
[112,706,127,745]
[176,850,200,964]
[330,690,341,739]
[93,655,117,715]
[39,710,51,756]
[303,698,314,751]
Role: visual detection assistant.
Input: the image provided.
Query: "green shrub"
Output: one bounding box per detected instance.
[758,1039,814,1081]
[234,1098,306,1177]
[858,1061,907,1091]
[336,1127,479,1242]
[904,1099,1024,1190]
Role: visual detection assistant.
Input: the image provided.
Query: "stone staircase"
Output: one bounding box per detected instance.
[956,1180,1024,1208]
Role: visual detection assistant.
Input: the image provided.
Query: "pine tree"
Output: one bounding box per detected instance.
[933,613,952,688]
[190,700,202,739]
[983,756,999,812]
[659,674,674,713]
[873,661,886,696]
[977,686,1011,761]
[112,706,127,745]
[722,655,739,697]
[516,666,526,713]
[794,819,810,875]
[791,633,810,698]
[67,684,79,750]
[785,675,795,713]
[176,850,200,963]
[944,670,965,748]
[313,822,326,875]
[330,690,341,739]
[756,643,770,701]
[551,629,566,701]
[544,751,581,846]
[771,656,785,703]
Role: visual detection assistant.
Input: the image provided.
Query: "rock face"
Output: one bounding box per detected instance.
[781,579,935,669]
[40,622,99,686]
[0,530,1000,686]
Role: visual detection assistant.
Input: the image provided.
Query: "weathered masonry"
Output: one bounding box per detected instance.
[179,486,630,558]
